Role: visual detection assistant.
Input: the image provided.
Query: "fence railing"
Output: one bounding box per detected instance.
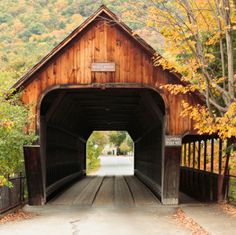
[180,135,236,202]
[0,173,25,214]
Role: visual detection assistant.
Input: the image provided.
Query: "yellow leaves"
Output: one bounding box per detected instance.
[181,101,216,134]
[0,175,8,187]
[215,76,227,84]
[205,53,216,62]
[205,32,220,46]
[149,0,236,140]
[70,14,83,24]
[181,100,236,140]
[226,100,236,118]
[147,19,155,28]
[160,84,199,95]
[221,101,236,138]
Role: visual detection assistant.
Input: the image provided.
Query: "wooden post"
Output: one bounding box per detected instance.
[184,143,187,166]
[210,138,214,200]
[83,141,87,175]
[162,146,181,205]
[24,145,45,205]
[204,140,207,171]
[217,139,223,201]
[40,116,47,198]
[188,143,191,167]
[192,142,196,169]
[198,141,201,170]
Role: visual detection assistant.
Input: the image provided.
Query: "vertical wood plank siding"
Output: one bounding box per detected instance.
[20,18,200,135]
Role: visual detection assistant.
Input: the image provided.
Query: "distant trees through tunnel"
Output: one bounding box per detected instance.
[86,131,134,175]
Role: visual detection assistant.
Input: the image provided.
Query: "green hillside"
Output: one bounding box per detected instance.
[0,0,160,89]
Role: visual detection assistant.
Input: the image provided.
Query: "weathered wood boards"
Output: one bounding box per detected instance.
[50,176,160,207]
[12,6,200,136]
[23,145,45,205]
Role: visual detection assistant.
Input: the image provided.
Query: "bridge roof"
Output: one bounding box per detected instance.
[12,5,159,90]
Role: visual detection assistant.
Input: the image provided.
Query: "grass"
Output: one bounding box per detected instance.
[86,158,100,175]
[229,176,236,204]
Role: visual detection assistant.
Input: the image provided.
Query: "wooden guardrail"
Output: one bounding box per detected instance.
[180,135,235,202]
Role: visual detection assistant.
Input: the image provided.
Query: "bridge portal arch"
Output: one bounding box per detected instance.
[14,6,202,205]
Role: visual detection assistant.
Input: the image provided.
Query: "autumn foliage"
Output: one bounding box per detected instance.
[145,0,236,140]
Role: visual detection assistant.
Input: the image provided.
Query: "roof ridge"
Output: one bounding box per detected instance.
[11,5,156,89]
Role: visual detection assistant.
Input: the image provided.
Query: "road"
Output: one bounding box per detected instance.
[90,155,134,176]
[0,156,236,235]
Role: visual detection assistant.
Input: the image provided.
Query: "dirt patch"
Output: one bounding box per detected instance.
[219,203,236,217]
[173,208,209,235]
[0,210,35,225]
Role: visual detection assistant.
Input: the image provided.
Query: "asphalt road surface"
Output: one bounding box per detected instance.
[1,156,236,235]
[90,155,134,176]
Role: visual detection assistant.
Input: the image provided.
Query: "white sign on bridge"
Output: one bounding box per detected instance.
[91,62,116,72]
[165,136,182,147]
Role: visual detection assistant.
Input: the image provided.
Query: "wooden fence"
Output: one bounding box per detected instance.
[180,135,235,202]
[0,173,25,214]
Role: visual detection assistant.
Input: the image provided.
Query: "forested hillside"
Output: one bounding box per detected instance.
[0,0,159,89]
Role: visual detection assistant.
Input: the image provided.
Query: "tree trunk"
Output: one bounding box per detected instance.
[223,0,235,100]
[218,137,235,202]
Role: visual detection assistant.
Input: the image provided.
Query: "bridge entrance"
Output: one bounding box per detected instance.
[14,6,203,206]
[37,87,165,204]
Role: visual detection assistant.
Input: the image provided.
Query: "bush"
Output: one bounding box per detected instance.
[0,90,37,186]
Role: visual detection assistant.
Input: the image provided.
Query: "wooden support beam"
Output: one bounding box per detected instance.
[162,146,181,205]
[40,116,47,198]
[133,123,159,143]
[193,141,196,169]
[210,138,214,200]
[204,140,207,171]
[211,138,214,173]
[188,142,191,167]
[47,124,88,143]
[198,141,201,170]
[46,91,66,122]
[24,145,45,205]
[219,139,223,175]
[141,91,164,122]
[184,143,187,166]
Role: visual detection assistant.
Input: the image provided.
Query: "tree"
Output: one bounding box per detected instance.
[86,131,108,173]
[109,131,133,155]
[130,0,235,201]
[0,91,36,186]
[140,0,236,138]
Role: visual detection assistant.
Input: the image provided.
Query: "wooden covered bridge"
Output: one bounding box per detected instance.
[12,6,227,205]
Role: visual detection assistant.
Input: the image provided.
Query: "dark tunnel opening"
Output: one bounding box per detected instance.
[40,88,165,199]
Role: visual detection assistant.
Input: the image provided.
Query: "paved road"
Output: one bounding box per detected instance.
[1,156,236,235]
[90,155,134,176]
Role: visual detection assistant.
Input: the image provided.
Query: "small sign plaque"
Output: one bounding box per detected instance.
[91,62,116,72]
[165,136,182,147]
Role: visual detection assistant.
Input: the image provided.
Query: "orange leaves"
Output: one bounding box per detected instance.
[181,100,236,139]
[147,1,236,140]
[0,176,8,187]
[181,101,217,135]
[160,84,199,95]
[0,120,14,130]
[205,32,221,46]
